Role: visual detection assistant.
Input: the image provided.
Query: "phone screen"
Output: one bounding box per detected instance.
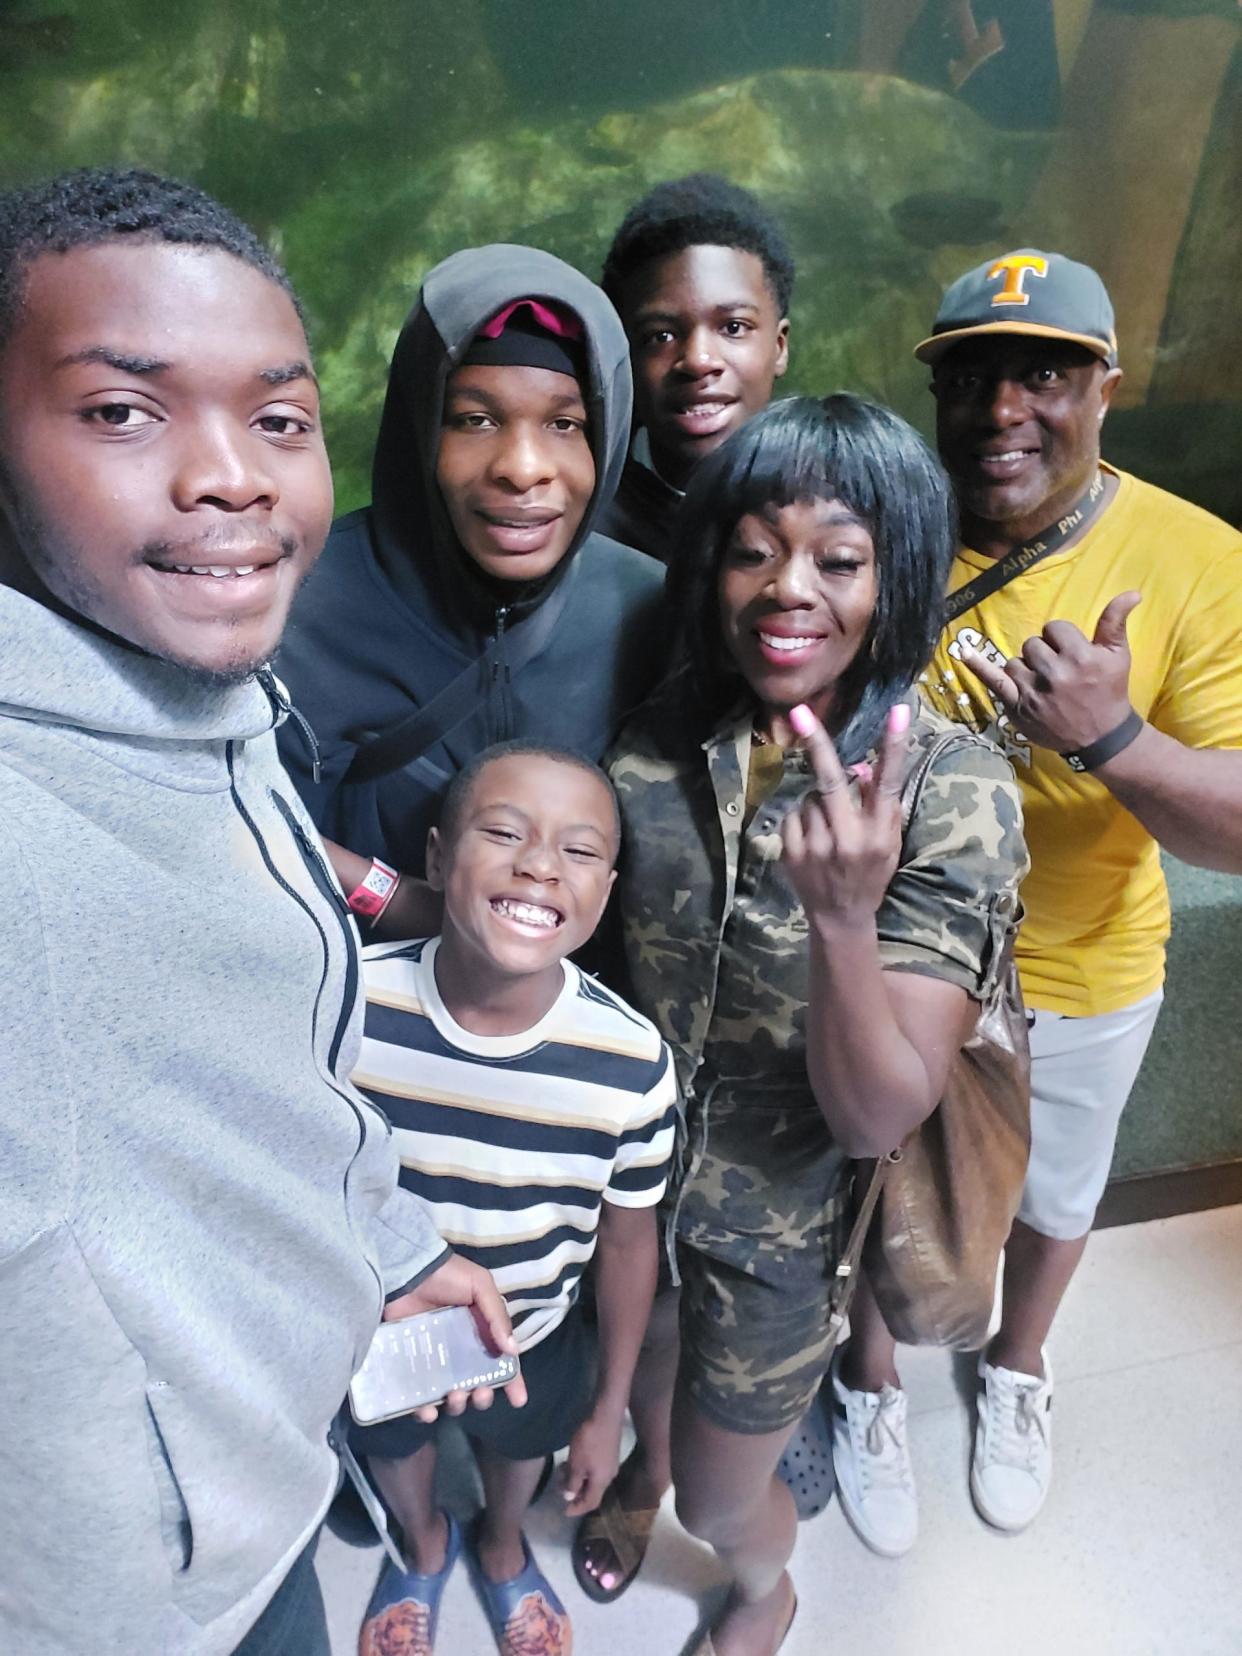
[348,1306,521,1426]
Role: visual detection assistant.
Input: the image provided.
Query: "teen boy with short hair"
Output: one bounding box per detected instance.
[351,743,677,1656]
[599,172,794,563]
[0,168,515,1656]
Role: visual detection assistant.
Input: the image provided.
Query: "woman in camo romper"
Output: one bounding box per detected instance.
[581,395,1028,1655]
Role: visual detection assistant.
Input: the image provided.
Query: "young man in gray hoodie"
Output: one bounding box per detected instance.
[0,168,522,1656]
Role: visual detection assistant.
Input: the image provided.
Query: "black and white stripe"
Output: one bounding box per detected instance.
[356,938,677,1350]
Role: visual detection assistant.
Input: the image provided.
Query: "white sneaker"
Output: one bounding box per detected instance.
[829,1365,918,1557]
[970,1350,1053,1532]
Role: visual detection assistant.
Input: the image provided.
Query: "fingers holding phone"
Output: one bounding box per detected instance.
[381,1251,528,1418]
[350,1305,523,1428]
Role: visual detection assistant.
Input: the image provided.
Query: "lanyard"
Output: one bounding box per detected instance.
[945,470,1108,624]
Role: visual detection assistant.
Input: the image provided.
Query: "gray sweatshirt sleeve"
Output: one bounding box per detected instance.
[0,831,71,1259]
[370,1180,452,1300]
[0,832,172,1653]
[343,1078,451,1299]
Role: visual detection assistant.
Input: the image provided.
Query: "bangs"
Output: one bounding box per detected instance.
[668,393,956,761]
[712,398,887,535]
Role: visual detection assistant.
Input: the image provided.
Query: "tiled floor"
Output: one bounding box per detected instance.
[321,1205,1242,1656]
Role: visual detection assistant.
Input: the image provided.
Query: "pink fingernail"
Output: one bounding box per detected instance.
[888,703,911,735]
[789,703,816,738]
[850,762,873,782]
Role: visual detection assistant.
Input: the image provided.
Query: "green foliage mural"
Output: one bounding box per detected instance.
[2,0,1237,518]
[287,69,1048,507]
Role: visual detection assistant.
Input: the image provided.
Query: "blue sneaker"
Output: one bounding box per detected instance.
[358,1509,462,1656]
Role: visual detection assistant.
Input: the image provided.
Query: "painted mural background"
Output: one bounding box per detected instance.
[4,0,1237,520]
[3,0,1240,1179]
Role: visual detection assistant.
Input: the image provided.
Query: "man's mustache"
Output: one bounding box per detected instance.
[137,529,299,564]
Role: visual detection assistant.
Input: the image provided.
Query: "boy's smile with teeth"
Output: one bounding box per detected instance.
[490,896,564,931]
[427,752,619,1034]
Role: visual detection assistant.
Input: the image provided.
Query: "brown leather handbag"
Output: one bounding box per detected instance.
[861,730,1032,1350]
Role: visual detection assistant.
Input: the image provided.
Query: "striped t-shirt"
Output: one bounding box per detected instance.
[354,937,678,1352]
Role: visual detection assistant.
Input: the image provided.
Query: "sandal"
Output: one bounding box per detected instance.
[464,1515,573,1656]
[358,1509,462,1656]
[683,1580,798,1656]
[777,1386,836,1520]
[571,1477,659,1603]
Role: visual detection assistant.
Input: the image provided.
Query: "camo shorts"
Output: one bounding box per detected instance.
[670,1078,852,1436]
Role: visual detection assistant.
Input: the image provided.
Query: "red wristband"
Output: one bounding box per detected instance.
[347,858,400,921]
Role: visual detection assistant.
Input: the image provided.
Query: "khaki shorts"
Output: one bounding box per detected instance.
[1020,988,1164,1241]
[670,1079,850,1436]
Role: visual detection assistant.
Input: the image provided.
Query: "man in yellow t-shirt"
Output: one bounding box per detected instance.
[830,249,1242,1553]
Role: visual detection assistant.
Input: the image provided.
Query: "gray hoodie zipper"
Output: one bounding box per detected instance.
[225,743,383,1306]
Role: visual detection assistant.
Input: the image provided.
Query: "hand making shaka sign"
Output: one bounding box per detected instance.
[959,590,1142,757]
[781,700,913,934]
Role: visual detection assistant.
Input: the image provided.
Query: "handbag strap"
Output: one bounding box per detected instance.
[818,728,974,1336]
[899,726,979,833]
[345,578,572,784]
[826,1152,896,1336]
[900,722,1022,1005]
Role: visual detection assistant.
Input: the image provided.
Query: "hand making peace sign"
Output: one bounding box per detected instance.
[781,700,912,932]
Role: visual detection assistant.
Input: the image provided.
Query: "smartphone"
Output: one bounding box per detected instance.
[348,1305,521,1427]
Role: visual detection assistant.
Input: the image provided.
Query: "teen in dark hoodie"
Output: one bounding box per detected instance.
[277,246,663,927]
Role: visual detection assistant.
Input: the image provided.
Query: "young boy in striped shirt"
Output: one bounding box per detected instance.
[351,741,677,1656]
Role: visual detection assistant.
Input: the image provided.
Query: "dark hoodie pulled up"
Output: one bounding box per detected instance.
[277,245,665,873]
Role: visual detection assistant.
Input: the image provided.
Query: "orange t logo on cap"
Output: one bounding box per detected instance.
[987,254,1048,308]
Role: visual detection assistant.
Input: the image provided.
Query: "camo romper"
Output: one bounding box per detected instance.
[609,688,1027,1434]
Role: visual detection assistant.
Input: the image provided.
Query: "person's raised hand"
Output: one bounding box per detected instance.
[960,590,1141,755]
[780,701,910,935]
[383,1251,528,1423]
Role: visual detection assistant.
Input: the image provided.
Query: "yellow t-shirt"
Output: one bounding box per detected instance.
[920,466,1242,1016]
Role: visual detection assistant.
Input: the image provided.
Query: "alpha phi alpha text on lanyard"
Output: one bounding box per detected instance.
[946,470,1108,624]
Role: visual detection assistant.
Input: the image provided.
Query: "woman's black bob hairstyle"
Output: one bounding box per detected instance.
[666,393,956,765]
